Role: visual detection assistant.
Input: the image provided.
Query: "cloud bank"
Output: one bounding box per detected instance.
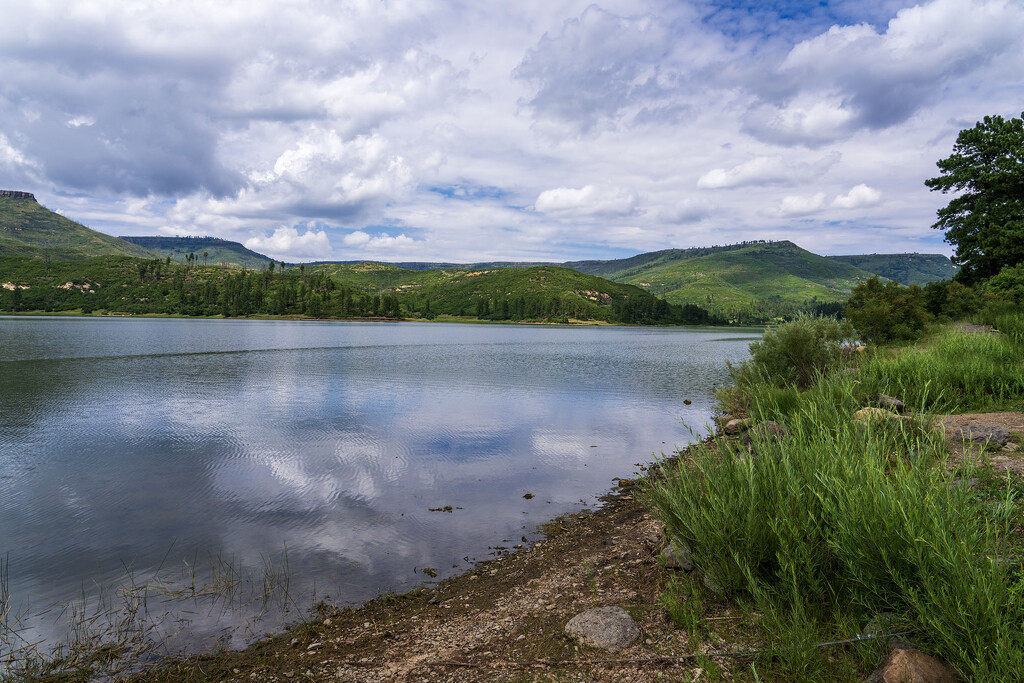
[0,0,1021,261]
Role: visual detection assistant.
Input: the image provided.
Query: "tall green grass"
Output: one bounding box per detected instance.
[643,315,1024,680]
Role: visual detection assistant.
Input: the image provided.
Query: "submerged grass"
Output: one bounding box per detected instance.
[642,317,1024,681]
[0,550,295,683]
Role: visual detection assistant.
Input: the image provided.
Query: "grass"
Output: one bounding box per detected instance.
[0,550,295,682]
[641,316,1024,681]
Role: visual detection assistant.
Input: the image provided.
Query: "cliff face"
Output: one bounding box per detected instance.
[0,190,37,201]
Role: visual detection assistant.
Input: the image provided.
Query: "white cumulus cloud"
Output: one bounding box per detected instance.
[832,184,881,209]
[535,185,639,216]
[244,226,332,260]
[342,231,421,252]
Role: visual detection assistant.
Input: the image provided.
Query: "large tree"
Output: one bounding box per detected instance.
[925,112,1024,284]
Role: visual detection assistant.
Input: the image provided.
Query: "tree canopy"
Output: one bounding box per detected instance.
[925,112,1024,284]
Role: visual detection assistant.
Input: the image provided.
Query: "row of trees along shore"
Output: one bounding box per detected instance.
[0,255,720,325]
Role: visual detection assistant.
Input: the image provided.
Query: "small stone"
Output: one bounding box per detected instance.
[867,648,958,683]
[961,424,1011,446]
[564,607,640,652]
[878,394,905,413]
[854,407,899,424]
[661,542,694,572]
[723,418,750,435]
[1003,442,1019,452]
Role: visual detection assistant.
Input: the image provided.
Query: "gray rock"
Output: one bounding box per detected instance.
[564,607,640,652]
[723,418,750,435]
[661,542,694,572]
[961,424,1011,446]
[867,648,958,683]
[878,394,905,413]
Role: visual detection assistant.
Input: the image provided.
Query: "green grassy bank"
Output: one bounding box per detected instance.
[642,315,1024,681]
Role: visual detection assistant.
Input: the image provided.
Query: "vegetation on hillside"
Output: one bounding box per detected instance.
[0,257,717,325]
[0,196,155,260]
[570,240,876,324]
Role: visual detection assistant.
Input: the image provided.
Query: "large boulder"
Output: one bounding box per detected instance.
[564,607,640,652]
[960,424,1011,447]
[867,647,958,683]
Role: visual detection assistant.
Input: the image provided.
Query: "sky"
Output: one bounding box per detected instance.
[1,0,1022,263]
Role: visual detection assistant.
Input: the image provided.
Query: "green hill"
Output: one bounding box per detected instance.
[319,262,718,324]
[566,241,880,323]
[0,192,156,260]
[119,236,274,269]
[827,253,957,286]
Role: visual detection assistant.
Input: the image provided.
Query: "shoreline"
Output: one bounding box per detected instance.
[0,310,742,328]
[132,473,694,683]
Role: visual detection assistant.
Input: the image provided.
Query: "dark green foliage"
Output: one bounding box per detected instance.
[926,112,1024,284]
[846,278,927,343]
[730,315,855,389]
[987,263,1024,306]
[0,257,713,325]
[922,280,984,319]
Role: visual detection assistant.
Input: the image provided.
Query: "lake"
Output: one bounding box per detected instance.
[0,316,754,659]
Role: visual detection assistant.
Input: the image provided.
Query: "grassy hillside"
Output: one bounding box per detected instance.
[120,236,274,269]
[0,194,156,260]
[828,253,957,286]
[567,241,879,323]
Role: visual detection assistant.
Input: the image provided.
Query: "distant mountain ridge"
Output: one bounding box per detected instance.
[120,235,273,269]
[827,253,957,286]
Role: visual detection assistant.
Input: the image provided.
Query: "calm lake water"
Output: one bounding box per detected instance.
[0,316,754,658]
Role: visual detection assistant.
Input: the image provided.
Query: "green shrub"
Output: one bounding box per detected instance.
[986,263,1024,306]
[730,314,854,390]
[846,278,927,343]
